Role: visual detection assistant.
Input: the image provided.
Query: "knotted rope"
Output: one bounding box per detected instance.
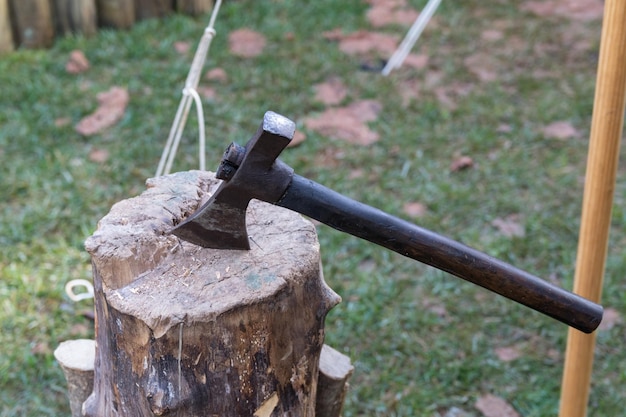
[156,0,223,177]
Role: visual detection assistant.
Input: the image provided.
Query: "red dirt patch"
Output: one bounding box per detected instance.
[228,29,267,58]
[75,86,129,136]
[304,100,383,145]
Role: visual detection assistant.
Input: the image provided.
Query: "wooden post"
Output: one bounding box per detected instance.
[134,0,174,21]
[9,0,55,49]
[0,0,14,53]
[96,0,135,29]
[52,0,97,37]
[82,171,344,416]
[176,0,213,16]
[559,1,626,416]
[54,339,96,417]
[316,345,353,417]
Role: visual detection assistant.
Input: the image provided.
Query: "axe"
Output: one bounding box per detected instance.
[171,111,603,334]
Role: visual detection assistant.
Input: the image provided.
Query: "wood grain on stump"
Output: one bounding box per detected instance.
[83,171,341,417]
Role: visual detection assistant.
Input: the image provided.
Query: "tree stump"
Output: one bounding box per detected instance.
[52,0,98,37]
[134,0,174,21]
[83,171,342,416]
[316,345,353,417]
[0,0,14,53]
[96,0,135,29]
[54,339,96,417]
[176,0,213,16]
[9,0,55,48]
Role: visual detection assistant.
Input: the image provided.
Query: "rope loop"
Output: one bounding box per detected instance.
[65,279,94,302]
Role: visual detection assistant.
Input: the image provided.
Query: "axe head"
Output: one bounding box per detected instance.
[170,111,296,249]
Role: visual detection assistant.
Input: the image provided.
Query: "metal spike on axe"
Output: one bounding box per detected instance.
[171,111,603,334]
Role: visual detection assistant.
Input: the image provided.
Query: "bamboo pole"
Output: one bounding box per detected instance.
[558,1,626,416]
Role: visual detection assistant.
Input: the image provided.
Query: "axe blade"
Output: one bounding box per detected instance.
[171,111,296,250]
[172,184,251,250]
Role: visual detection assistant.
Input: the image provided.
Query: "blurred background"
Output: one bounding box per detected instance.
[1,0,624,416]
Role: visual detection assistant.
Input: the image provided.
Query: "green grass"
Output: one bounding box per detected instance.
[1,1,625,415]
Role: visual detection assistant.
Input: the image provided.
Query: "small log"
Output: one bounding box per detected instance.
[54,339,96,417]
[316,345,354,417]
[96,0,135,29]
[52,0,97,37]
[0,0,14,53]
[9,0,55,49]
[176,0,213,16]
[134,0,174,20]
[82,171,342,416]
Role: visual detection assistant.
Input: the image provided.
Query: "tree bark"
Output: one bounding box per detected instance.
[83,170,341,416]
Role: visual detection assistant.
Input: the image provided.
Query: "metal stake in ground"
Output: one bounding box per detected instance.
[381,0,442,76]
[559,1,626,416]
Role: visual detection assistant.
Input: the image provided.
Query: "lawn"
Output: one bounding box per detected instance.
[2,1,625,416]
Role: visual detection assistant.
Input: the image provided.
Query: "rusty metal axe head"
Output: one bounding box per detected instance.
[170,111,296,249]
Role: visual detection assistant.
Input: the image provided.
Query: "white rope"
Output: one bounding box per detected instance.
[185,87,206,171]
[65,279,94,302]
[382,0,442,76]
[156,0,223,177]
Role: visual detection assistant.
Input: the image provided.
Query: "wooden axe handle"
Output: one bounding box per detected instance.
[278,174,603,334]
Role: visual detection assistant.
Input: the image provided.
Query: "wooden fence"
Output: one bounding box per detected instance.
[0,0,214,53]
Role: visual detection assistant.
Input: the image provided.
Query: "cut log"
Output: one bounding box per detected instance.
[52,0,97,36]
[96,0,135,29]
[135,0,174,20]
[54,339,96,417]
[9,0,55,49]
[316,345,354,417]
[176,0,213,16]
[82,171,342,416]
[0,0,14,53]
